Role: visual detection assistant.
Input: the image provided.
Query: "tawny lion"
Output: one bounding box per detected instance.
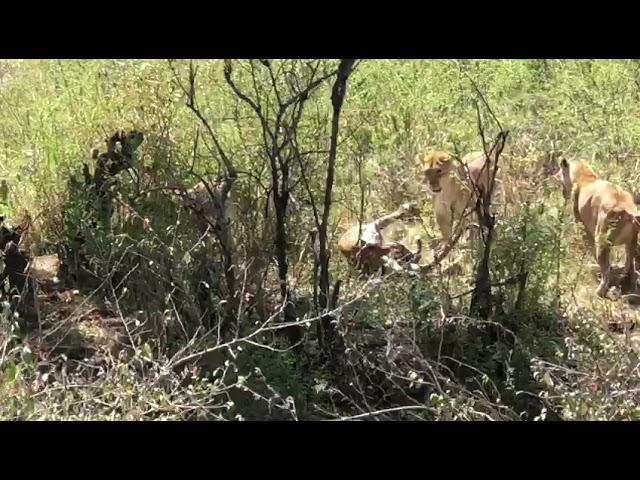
[555,158,640,297]
[416,150,498,243]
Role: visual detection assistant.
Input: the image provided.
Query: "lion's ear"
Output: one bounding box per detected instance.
[560,158,569,168]
[438,154,455,171]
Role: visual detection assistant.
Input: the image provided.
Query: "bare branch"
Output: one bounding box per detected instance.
[183,61,237,183]
[330,405,429,421]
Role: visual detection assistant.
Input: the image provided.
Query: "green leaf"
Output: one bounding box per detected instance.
[3,361,17,383]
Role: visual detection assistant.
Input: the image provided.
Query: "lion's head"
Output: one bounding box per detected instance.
[416,150,455,193]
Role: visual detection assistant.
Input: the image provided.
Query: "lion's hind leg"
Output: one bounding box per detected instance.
[594,215,616,298]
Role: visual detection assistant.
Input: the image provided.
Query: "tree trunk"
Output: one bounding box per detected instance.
[318,59,356,350]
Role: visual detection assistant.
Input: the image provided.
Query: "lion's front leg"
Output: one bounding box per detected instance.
[434,201,452,243]
[594,220,613,298]
[572,190,596,259]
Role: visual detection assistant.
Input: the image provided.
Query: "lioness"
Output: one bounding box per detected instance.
[416,150,497,242]
[555,158,640,297]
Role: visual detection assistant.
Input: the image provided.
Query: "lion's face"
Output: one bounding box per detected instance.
[416,151,454,193]
[553,158,575,200]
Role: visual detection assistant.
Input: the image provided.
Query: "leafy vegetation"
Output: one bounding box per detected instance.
[0,59,639,420]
